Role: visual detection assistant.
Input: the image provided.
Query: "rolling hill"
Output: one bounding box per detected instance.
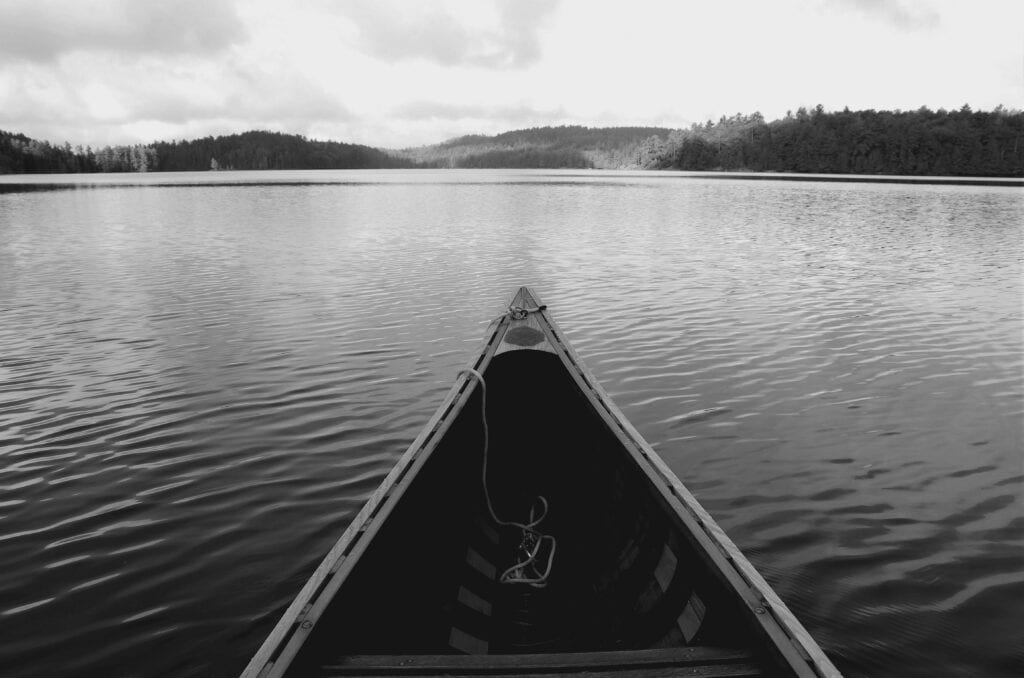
[396,125,674,169]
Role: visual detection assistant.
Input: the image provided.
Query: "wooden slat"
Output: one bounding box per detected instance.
[457,586,493,617]
[465,547,498,580]
[678,593,706,643]
[653,545,678,592]
[520,288,841,678]
[448,627,489,655]
[322,646,759,675]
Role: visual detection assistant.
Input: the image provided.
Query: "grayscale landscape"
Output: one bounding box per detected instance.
[0,2,1021,677]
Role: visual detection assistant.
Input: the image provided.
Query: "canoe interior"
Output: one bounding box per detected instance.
[287,349,769,676]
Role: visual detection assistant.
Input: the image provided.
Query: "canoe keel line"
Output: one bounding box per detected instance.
[242,288,842,678]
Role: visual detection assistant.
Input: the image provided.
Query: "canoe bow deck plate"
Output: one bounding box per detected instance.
[503,325,546,347]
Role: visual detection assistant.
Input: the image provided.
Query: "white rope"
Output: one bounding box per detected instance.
[459,368,556,588]
[495,304,548,323]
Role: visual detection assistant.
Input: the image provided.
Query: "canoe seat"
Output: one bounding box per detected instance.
[319,646,764,676]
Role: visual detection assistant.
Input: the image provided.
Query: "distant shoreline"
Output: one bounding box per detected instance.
[1,167,1021,190]
[6,108,1024,178]
[656,170,1024,187]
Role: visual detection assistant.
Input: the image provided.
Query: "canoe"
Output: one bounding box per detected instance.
[242,287,841,678]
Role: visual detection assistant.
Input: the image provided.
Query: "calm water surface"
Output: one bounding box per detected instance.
[0,170,1021,677]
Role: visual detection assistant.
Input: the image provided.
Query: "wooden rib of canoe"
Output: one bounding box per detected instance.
[242,287,842,678]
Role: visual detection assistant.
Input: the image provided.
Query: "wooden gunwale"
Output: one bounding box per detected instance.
[522,288,840,678]
[241,317,510,678]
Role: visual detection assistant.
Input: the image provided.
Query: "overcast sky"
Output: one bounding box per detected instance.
[0,0,1020,149]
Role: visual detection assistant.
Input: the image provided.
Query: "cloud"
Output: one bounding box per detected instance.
[336,0,559,68]
[392,101,567,123]
[0,0,1018,151]
[829,0,940,31]
[126,81,350,129]
[376,101,577,148]
[0,50,349,145]
[0,0,247,61]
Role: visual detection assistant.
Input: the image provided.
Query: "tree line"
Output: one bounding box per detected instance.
[654,105,1023,176]
[0,130,420,174]
[3,107,1022,176]
[0,131,158,173]
[151,131,420,171]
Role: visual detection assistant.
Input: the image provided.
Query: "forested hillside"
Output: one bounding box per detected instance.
[400,126,672,169]
[654,106,1024,176]
[0,130,419,173]
[151,131,418,171]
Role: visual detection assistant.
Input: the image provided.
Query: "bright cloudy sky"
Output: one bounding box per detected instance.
[0,0,1020,149]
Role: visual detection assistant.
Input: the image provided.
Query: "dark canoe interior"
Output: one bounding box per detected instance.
[286,349,778,677]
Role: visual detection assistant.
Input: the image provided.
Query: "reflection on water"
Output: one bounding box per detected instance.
[0,171,1021,677]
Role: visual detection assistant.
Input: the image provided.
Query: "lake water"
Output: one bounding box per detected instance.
[0,170,1021,677]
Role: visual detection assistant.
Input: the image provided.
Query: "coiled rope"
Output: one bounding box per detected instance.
[459,367,556,588]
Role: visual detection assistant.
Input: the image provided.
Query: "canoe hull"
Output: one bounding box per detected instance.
[241,288,840,678]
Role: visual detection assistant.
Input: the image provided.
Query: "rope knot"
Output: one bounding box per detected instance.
[508,304,547,321]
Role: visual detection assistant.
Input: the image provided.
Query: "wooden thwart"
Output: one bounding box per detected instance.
[322,647,762,676]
